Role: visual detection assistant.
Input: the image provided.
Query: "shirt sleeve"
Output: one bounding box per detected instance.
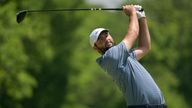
[121,41,137,60]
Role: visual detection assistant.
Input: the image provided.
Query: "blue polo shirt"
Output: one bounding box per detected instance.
[96,41,165,106]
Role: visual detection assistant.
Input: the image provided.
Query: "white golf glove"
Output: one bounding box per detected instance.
[134,5,146,19]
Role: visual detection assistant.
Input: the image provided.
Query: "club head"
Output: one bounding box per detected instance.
[16,10,27,23]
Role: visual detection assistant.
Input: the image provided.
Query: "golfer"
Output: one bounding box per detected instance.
[89,5,166,108]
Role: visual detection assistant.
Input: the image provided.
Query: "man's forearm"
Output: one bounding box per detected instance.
[122,5,139,49]
[124,13,139,49]
[128,14,139,37]
[138,18,151,50]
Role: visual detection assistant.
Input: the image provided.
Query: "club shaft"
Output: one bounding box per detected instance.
[26,8,123,13]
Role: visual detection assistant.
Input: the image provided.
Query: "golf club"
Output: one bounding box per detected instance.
[16,8,144,23]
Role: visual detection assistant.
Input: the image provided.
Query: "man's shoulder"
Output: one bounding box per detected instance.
[96,42,127,64]
[106,41,126,54]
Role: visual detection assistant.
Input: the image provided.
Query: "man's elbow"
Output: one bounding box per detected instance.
[144,41,151,54]
[142,46,151,55]
[146,46,151,54]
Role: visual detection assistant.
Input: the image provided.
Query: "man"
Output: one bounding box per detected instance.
[89,5,167,108]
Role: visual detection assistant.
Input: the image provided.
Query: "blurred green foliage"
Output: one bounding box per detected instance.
[0,0,191,108]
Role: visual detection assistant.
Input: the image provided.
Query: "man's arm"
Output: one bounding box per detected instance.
[122,5,139,50]
[135,18,151,60]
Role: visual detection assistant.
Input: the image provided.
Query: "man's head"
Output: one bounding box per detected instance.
[89,28,115,55]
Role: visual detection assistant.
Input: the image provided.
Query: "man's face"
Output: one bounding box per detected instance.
[94,31,114,54]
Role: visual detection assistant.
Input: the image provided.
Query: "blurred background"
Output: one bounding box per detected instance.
[0,0,192,108]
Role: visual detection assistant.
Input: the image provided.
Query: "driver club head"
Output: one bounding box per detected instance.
[16,10,27,23]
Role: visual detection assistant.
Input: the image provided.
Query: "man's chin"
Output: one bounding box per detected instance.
[105,42,114,48]
[100,43,115,54]
[104,45,113,51]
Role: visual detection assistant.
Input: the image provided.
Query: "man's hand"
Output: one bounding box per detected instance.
[123,5,137,16]
[134,5,146,19]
